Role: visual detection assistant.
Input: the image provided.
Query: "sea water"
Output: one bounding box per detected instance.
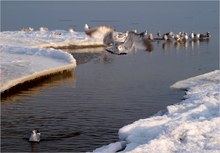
[1,1,219,152]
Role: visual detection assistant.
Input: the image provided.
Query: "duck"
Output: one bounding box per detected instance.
[199,32,211,39]
[29,130,40,142]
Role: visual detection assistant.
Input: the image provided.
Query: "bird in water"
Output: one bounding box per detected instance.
[148,33,154,41]
[199,32,211,39]
[138,30,148,38]
[84,24,115,40]
[29,130,40,142]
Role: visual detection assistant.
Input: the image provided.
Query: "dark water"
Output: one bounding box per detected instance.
[1,1,219,152]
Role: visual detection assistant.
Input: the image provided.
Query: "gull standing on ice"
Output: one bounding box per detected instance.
[29,130,41,142]
[40,26,49,32]
[84,24,115,40]
[21,27,34,32]
[69,28,75,33]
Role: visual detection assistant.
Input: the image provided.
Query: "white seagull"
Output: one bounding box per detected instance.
[106,31,152,54]
[103,31,128,46]
[40,26,48,32]
[69,28,75,33]
[29,130,40,142]
[21,27,34,32]
[84,24,115,40]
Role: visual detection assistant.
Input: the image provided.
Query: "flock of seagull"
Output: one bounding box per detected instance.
[26,24,210,142]
[84,24,211,54]
[21,24,211,55]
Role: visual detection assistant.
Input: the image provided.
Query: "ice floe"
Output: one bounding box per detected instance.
[0,28,109,93]
[0,45,76,93]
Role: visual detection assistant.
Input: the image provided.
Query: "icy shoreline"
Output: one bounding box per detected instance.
[0,29,105,94]
[0,45,76,93]
[0,30,104,49]
[92,70,220,153]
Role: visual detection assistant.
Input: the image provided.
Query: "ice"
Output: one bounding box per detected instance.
[92,70,220,153]
[91,141,126,153]
[0,29,105,93]
[0,45,76,93]
[0,30,103,49]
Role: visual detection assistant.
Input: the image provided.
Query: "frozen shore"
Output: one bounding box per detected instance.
[92,70,220,153]
[0,45,76,93]
[0,29,108,93]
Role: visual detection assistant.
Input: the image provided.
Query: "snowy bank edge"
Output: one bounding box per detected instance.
[170,70,220,90]
[91,70,220,153]
[0,63,76,94]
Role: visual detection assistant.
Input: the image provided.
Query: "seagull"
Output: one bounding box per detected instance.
[29,130,40,142]
[21,27,34,32]
[190,32,195,39]
[148,33,154,41]
[103,31,128,46]
[106,31,153,54]
[163,34,168,40]
[138,30,148,38]
[69,28,75,33]
[84,24,115,40]
[157,31,162,38]
[53,31,62,35]
[196,33,200,40]
[40,26,48,32]
[175,34,181,42]
[183,33,188,41]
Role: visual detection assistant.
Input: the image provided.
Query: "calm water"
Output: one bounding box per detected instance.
[1,1,219,152]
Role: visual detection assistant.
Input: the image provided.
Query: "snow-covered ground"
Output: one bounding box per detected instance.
[0,29,104,93]
[0,45,76,93]
[0,28,108,92]
[0,30,103,49]
[92,70,220,153]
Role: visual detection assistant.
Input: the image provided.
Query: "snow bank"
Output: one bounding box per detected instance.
[92,70,220,153]
[0,45,76,93]
[0,30,103,49]
[1,29,104,93]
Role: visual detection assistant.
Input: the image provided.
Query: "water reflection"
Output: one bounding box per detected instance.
[1,70,76,103]
[65,47,114,65]
[155,39,211,51]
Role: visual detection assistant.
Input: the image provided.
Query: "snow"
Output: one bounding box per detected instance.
[0,30,103,49]
[0,29,106,92]
[92,70,220,153]
[0,45,76,93]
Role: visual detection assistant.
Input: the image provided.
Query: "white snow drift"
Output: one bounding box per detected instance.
[92,70,220,153]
